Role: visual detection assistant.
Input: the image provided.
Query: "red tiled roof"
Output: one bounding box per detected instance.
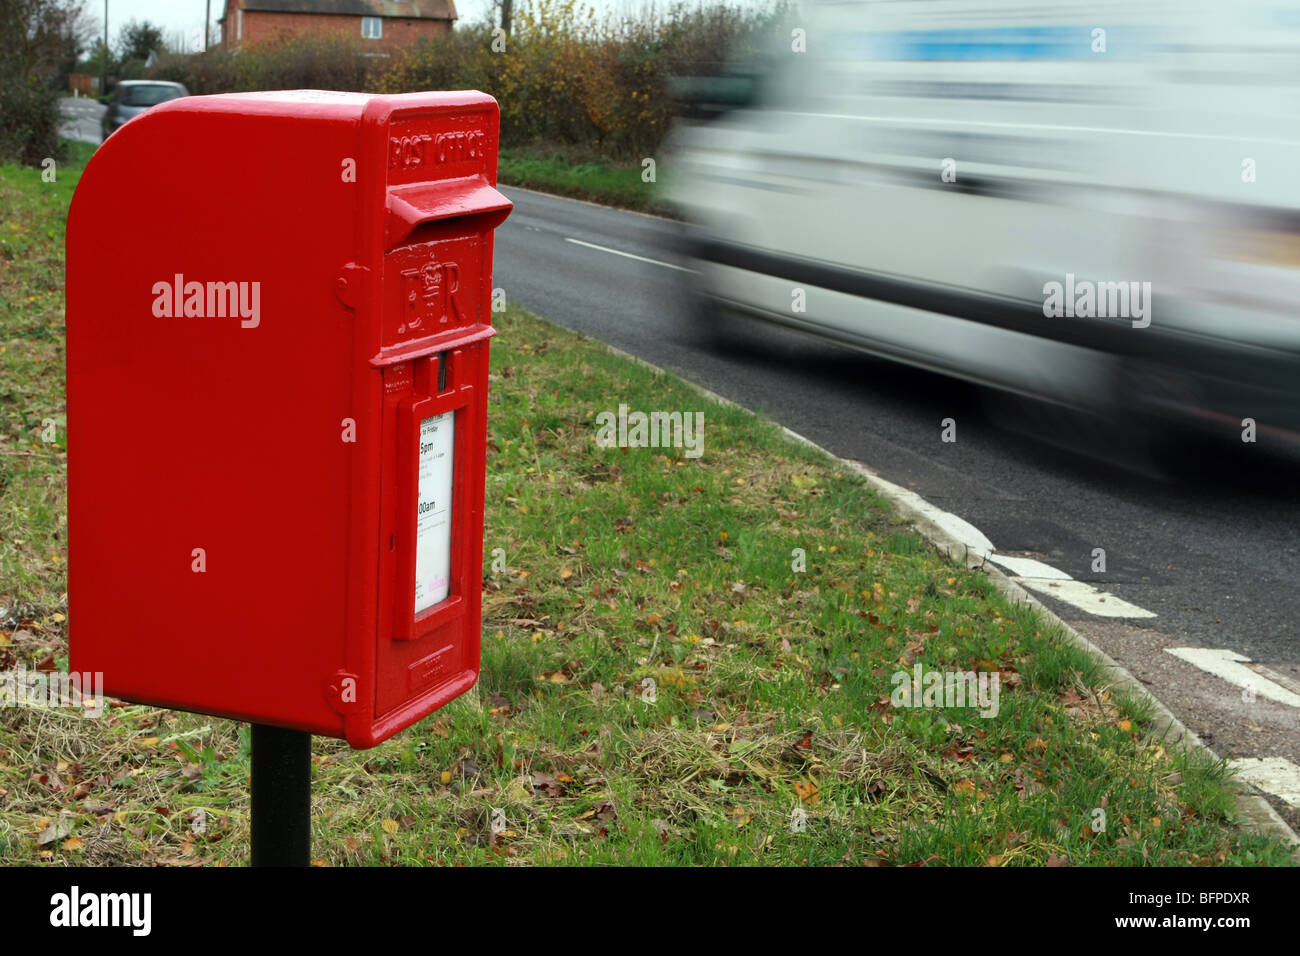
[240,0,456,19]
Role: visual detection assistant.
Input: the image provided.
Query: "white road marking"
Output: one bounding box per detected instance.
[1251,662,1300,699]
[862,475,993,556]
[1164,648,1300,708]
[1018,578,1158,619]
[987,554,1070,580]
[564,237,696,273]
[1228,757,1300,809]
[862,474,1156,619]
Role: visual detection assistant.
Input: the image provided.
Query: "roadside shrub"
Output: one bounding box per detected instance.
[145,1,795,159]
[150,48,239,94]
[384,0,795,157]
[0,0,82,165]
[153,34,381,94]
[234,33,382,92]
[0,80,63,166]
[378,23,504,96]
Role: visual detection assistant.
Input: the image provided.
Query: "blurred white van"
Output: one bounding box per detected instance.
[667,0,1300,447]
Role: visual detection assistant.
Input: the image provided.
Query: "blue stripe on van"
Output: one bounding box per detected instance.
[852,26,1146,61]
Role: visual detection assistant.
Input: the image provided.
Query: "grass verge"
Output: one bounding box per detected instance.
[497,145,673,217]
[0,143,1292,866]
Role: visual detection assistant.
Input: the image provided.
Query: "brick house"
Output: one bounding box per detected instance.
[220,0,456,52]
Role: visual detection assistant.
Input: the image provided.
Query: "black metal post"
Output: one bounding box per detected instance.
[250,724,311,866]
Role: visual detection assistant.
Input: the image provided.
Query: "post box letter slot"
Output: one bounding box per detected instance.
[386,178,512,251]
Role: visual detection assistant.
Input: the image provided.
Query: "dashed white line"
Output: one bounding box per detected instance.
[864,474,1156,620]
[1016,578,1158,619]
[1164,647,1300,708]
[564,237,696,273]
[986,554,1070,580]
[1228,757,1300,809]
[862,475,993,557]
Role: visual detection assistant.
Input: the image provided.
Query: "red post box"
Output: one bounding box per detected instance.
[66,91,511,747]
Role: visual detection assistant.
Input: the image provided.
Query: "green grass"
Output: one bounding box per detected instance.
[0,140,88,621]
[0,142,1292,866]
[497,146,674,217]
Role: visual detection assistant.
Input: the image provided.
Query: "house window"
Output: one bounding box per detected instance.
[361,16,382,39]
[236,8,242,40]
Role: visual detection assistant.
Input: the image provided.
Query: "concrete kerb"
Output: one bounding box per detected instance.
[841,455,1300,856]
[601,342,1300,856]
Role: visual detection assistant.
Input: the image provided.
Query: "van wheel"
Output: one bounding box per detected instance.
[1111,358,1209,475]
[685,286,737,350]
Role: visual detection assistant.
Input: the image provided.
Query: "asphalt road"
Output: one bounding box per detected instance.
[494,185,1300,816]
[59,97,103,146]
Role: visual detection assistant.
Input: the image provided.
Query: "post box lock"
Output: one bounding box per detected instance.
[67,91,511,748]
[335,263,371,310]
[325,671,363,715]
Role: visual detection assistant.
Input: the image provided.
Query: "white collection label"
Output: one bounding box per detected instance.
[414,411,455,615]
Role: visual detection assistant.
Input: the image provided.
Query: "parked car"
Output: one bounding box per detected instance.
[101,81,190,139]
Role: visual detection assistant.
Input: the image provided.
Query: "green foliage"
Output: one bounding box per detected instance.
[149,0,798,159]
[387,0,798,157]
[116,18,166,63]
[235,33,383,92]
[149,46,238,94]
[0,0,87,165]
[496,146,670,214]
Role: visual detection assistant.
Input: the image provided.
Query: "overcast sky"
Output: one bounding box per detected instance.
[87,0,772,49]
